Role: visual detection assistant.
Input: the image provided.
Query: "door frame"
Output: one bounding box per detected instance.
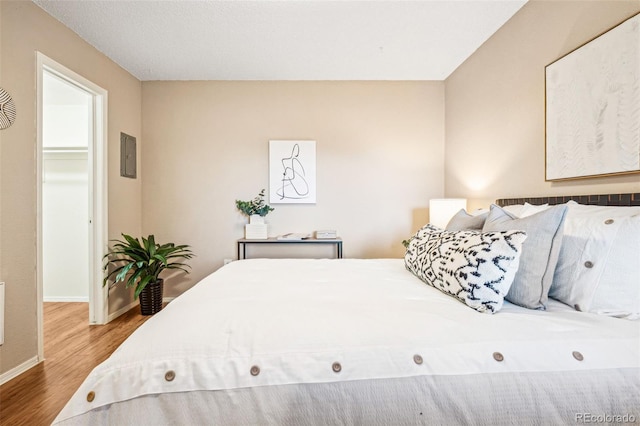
[36,52,109,360]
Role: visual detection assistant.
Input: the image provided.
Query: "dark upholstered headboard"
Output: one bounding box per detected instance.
[496,193,640,207]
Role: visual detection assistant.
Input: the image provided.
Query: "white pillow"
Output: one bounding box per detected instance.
[503,202,549,218]
[470,208,490,216]
[520,202,550,217]
[502,204,525,217]
[549,201,640,319]
[404,224,527,314]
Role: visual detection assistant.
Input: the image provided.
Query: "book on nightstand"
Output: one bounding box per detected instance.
[315,230,338,239]
[277,233,311,240]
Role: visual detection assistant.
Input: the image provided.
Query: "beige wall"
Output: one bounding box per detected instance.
[7,0,637,381]
[445,0,640,211]
[0,2,142,376]
[142,81,445,295]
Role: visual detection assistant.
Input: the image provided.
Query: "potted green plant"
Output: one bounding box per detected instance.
[236,189,274,224]
[236,189,274,239]
[103,234,194,315]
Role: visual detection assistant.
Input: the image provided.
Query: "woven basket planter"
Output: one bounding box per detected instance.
[139,279,164,315]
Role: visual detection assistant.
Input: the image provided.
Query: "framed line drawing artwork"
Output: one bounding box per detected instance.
[545,13,640,181]
[269,140,316,204]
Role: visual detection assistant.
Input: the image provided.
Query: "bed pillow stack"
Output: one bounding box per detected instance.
[404,224,527,314]
[431,203,566,311]
[410,199,638,318]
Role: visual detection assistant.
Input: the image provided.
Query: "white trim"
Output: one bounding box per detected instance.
[0,356,39,386]
[43,297,90,303]
[107,301,138,322]
[163,297,176,304]
[0,282,4,346]
[36,52,109,364]
[36,54,44,362]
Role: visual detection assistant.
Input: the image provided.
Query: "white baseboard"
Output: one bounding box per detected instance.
[163,297,175,304]
[107,301,138,322]
[43,296,89,303]
[0,356,40,386]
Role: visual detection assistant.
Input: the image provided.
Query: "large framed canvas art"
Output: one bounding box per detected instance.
[545,13,640,181]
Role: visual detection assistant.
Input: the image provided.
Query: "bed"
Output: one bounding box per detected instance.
[53,193,640,425]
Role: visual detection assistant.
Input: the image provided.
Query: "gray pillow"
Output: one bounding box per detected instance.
[446,209,489,231]
[482,204,567,310]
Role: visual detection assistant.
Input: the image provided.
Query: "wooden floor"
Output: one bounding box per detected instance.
[0,303,151,425]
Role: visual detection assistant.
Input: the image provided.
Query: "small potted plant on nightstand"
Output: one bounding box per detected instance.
[236,189,274,239]
[103,234,194,315]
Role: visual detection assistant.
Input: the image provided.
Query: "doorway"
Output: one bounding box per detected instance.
[42,71,91,303]
[36,53,109,361]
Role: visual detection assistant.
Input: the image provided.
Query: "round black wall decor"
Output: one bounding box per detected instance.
[0,87,17,130]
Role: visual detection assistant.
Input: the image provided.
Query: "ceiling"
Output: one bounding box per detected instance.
[33,0,527,81]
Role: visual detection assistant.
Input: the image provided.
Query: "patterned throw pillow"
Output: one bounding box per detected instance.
[404,225,527,313]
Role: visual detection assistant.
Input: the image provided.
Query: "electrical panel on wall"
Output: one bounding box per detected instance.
[120,132,137,179]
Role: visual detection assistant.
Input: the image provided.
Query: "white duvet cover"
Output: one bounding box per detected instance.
[54,259,640,425]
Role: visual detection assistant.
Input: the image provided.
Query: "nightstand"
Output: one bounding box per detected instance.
[237,237,343,260]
